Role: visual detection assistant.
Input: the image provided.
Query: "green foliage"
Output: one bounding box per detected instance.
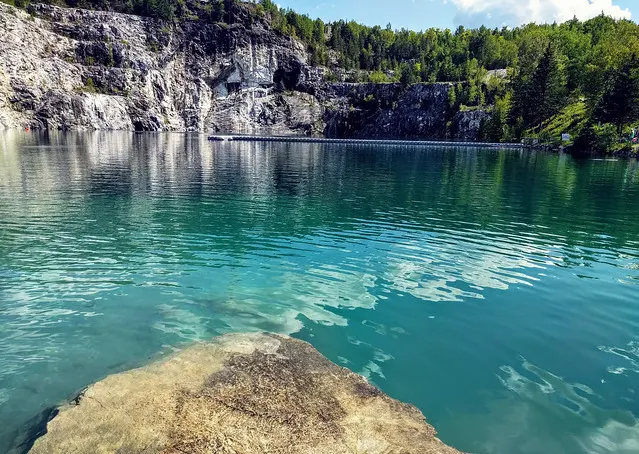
[447,85,456,107]
[147,41,160,53]
[480,92,513,142]
[260,0,277,14]
[368,71,390,84]
[595,56,639,134]
[77,77,97,93]
[106,42,115,67]
[324,70,339,82]
[310,43,328,66]
[516,44,568,131]
[572,123,619,155]
[532,101,588,140]
[254,3,264,18]
[346,70,367,83]
[532,45,567,126]
[399,62,420,85]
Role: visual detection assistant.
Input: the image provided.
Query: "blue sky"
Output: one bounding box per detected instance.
[275,0,638,30]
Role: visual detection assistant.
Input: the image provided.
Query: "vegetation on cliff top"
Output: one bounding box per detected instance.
[3,0,639,154]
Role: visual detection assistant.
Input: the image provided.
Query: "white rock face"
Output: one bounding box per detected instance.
[0,3,321,133]
[0,3,487,139]
[0,4,78,128]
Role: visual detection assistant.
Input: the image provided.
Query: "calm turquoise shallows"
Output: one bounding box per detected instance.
[1,132,639,453]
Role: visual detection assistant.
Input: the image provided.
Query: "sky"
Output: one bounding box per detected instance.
[275,0,638,30]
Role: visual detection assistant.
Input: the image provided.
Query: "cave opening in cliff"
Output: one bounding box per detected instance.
[226,82,241,93]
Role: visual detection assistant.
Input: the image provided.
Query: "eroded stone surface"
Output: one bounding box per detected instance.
[30,333,461,454]
[0,2,318,134]
[0,2,486,139]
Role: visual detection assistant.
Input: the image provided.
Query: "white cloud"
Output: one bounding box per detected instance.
[450,0,632,27]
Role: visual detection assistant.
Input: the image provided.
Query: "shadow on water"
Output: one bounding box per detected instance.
[8,407,58,454]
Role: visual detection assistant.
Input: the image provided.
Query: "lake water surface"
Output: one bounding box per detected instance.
[1,132,638,453]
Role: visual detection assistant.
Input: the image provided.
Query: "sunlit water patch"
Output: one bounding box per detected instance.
[1,131,638,453]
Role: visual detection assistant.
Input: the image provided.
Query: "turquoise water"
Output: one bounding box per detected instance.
[1,131,638,453]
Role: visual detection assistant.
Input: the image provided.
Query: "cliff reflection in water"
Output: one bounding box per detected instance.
[1,131,639,311]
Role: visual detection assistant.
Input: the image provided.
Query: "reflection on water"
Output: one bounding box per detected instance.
[0,131,639,453]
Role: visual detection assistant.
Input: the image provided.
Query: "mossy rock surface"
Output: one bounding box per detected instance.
[30,333,461,454]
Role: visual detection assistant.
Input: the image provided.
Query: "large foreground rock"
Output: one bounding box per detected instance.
[30,333,460,454]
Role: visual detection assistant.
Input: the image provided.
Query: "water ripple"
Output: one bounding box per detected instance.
[1,132,638,453]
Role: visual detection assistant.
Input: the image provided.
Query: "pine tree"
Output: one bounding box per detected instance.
[312,19,325,44]
[527,44,567,130]
[154,0,174,21]
[481,93,512,142]
[399,63,420,85]
[595,56,639,134]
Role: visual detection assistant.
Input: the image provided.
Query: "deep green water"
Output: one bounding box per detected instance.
[1,132,638,453]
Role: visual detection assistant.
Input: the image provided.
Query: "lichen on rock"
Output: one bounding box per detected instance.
[29,333,461,454]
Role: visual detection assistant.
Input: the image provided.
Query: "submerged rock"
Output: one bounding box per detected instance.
[29,333,460,454]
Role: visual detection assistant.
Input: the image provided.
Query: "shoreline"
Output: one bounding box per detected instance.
[7,129,637,157]
[207,135,525,149]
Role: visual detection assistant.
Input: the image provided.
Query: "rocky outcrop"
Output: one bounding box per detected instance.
[452,109,491,141]
[0,2,320,134]
[319,83,453,139]
[28,333,460,454]
[0,2,485,139]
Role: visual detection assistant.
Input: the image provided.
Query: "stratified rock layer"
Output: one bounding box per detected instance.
[0,2,318,134]
[0,2,486,139]
[30,333,461,454]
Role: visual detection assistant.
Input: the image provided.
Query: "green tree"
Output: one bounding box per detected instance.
[260,0,278,14]
[369,71,390,83]
[572,122,619,155]
[481,92,512,142]
[150,0,174,21]
[399,63,420,85]
[312,19,325,44]
[595,56,639,134]
[526,44,567,130]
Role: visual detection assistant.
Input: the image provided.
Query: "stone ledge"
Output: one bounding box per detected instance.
[29,333,461,454]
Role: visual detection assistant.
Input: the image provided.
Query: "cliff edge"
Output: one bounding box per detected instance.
[0,2,484,139]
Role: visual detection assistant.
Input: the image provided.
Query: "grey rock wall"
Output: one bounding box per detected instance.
[452,109,492,141]
[0,2,487,140]
[0,3,319,134]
